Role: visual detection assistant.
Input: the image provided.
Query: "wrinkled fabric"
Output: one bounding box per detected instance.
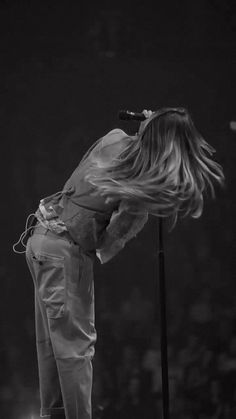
[25,129,149,419]
[26,227,96,419]
[35,129,148,263]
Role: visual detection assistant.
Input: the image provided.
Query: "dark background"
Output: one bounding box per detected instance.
[1,1,236,418]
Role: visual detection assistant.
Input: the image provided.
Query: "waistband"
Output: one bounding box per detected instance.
[33,223,77,245]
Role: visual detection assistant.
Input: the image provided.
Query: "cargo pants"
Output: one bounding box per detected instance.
[26,225,97,419]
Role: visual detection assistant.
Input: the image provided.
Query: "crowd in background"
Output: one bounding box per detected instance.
[1,271,236,419]
[91,285,236,419]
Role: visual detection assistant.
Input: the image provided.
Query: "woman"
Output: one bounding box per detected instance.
[24,107,223,419]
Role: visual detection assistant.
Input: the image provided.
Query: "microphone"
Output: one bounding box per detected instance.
[118,110,146,121]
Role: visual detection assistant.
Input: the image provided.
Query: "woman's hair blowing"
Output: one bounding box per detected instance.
[85,107,224,222]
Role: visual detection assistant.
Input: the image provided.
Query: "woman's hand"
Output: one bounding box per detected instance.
[142,109,153,119]
[138,109,154,135]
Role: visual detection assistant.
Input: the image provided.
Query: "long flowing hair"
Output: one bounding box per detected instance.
[85,107,224,222]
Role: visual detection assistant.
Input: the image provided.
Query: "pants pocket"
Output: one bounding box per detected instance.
[31,252,66,319]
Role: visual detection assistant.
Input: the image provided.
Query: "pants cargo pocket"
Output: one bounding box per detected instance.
[32,252,66,319]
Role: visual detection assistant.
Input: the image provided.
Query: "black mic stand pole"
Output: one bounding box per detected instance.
[158,218,170,418]
[118,112,170,416]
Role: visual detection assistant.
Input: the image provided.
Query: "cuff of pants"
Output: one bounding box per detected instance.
[41,406,65,416]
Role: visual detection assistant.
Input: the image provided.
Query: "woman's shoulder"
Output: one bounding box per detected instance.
[87,128,135,163]
[102,128,129,145]
[98,128,132,157]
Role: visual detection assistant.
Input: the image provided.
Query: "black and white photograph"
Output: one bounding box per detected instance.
[1,1,236,418]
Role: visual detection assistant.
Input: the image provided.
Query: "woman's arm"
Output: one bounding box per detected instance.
[96,201,148,264]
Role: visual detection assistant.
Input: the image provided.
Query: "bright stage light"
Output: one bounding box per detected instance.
[230,121,236,131]
[18,413,40,419]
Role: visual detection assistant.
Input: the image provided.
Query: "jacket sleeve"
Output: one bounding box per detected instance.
[96,201,148,264]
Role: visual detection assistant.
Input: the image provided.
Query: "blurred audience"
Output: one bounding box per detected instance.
[1,267,236,418]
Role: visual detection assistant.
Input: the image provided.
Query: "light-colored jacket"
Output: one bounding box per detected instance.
[39,129,148,263]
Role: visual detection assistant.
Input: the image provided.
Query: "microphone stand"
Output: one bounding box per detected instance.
[119,116,170,417]
[158,218,170,418]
